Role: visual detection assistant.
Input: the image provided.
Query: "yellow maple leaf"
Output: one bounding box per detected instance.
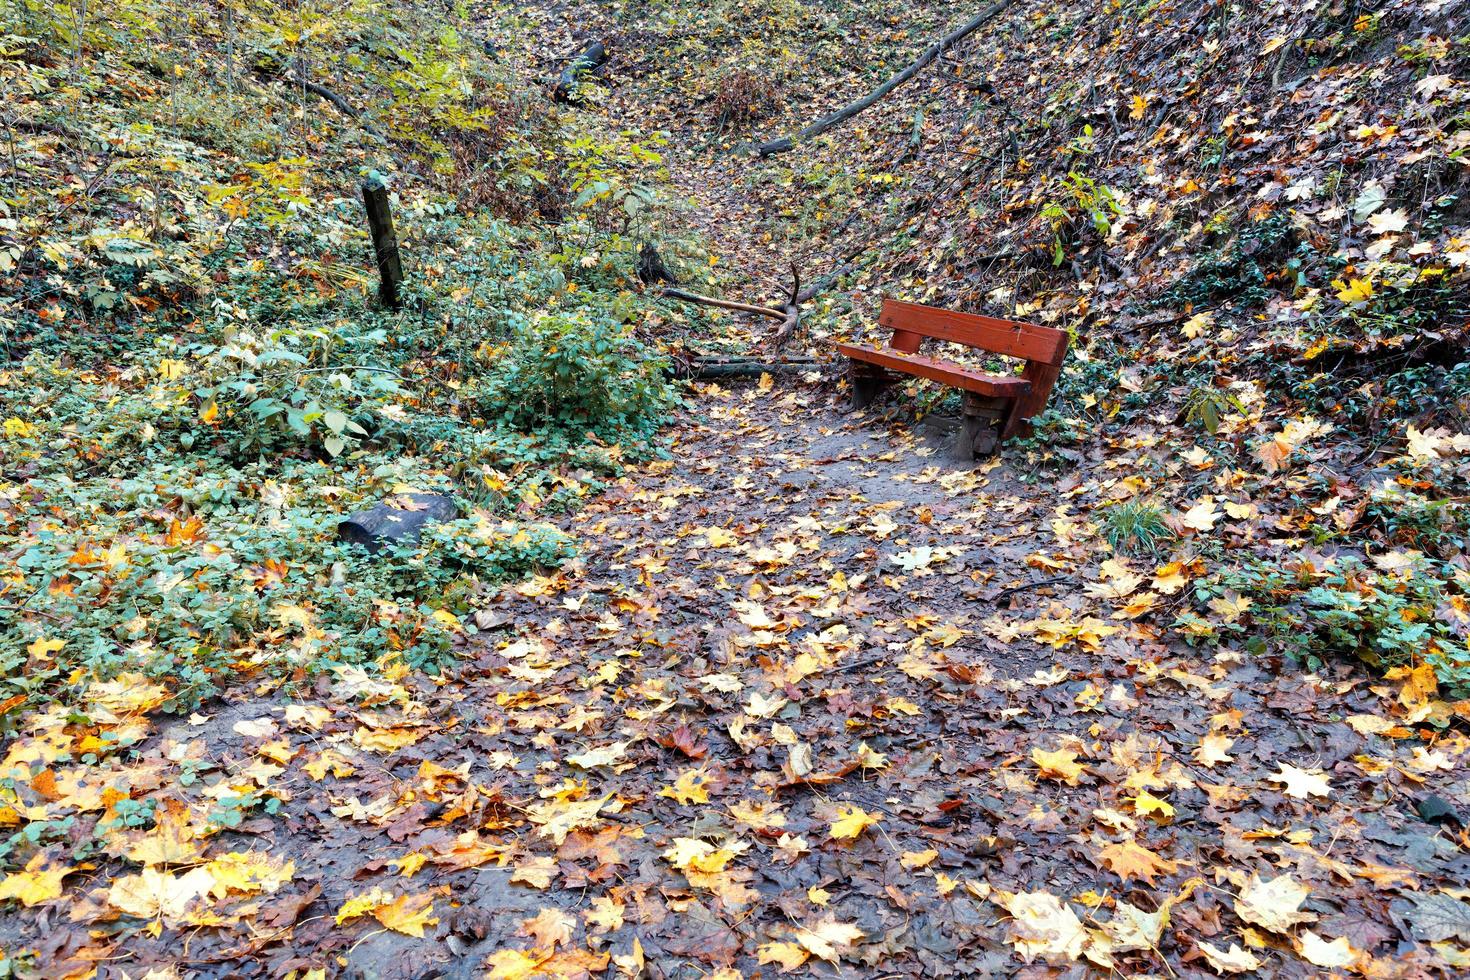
[1152,562,1188,594]
[1181,310,1214,339]
[794,916,865,961]
[303,749,355,780]
[1098,839,1178,884]
[1300,929,1356,968]
[1270,764,1331,799]
[108,866,214,922]
[1181,498,1222,532]
[204,851,294,898]
[1193,733,1235,768]
[901,849,939,869]
[1234,873,1316,932]
[485,948,550,980]
[1334,277,1375,303]
[510,855,557,888]
[757,941,810,970]
[351,726,422,752]
[1032,746,1086,785]
[26,637,64,661]
[729,799,786,830]
[662,837,741,874]
[1198,941,1262,973]
[374,891,437,937]
[997,890,1087,963]
[827,805,880,840]
[0,852,72,906]
[390,853,426,877]
[703,526,739,548]
[1131,790,1175,822]
[657,768,711,805]
[336,886,393,924]
[584,895,624,932]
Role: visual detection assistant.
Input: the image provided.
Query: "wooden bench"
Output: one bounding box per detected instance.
[836,299,1069,458]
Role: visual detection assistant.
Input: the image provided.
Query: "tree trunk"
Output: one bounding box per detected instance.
[552,41,608,102]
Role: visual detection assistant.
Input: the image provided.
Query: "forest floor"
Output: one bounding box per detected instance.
[4,2,1470,977]
[9,382,1467,978]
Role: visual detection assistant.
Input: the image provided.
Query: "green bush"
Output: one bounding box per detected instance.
[472,311,673,441]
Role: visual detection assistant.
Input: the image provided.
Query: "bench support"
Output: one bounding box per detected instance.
[955,392,1011,460]
[848,363,889,411]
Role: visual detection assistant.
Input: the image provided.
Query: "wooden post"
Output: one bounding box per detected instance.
[361,174,403,310]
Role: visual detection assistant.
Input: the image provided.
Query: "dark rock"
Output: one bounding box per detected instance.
[338,493,458,554]
[1415,794,1463,827]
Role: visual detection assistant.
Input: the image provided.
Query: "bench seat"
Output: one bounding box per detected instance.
[835,343,1032,399]
[839,298,1069,459]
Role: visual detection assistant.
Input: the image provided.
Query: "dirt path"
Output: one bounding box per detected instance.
[9,385,1466,978]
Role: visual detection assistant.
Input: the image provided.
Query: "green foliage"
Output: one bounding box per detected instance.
[472,312,674,441]
[1101,500,1175,556]
[0,0,695,719]
[1165,212,1303,309]
[1041,170,1123,266]
[562,131,670,235]
[1183,558,1470,697]
[1182,384,1243,436]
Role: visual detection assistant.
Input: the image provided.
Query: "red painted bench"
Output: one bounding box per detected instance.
[836,299,1069,458]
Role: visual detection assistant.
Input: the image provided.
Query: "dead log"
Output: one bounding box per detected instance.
[552,41,608,102]
[753,0,1016,156]
[339,493,458,554]
[251,65,385,139]
[669,355,821,380]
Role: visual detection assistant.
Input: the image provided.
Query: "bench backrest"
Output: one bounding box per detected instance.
[879,299,1068,366]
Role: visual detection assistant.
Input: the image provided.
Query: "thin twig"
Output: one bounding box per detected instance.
[992,576,1072,603]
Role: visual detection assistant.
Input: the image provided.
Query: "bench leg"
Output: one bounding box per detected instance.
[848,364,887,411]
[953,393,1007,460]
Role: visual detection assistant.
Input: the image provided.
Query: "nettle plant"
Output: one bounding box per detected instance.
[562,130,669,236]
[189,318,402,458]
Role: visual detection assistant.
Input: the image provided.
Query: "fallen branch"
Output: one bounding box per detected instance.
[673,356,822,380]
[252,66,385,140]
[661,288,786,321]
[663,255,863,351]
[754,0,1016,156]
[992,576,1072,604]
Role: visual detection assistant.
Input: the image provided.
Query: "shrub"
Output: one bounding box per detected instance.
[0,449,577,711]
[710,66,780,130]
[472,312,673,441]
[1040,170,1124,266]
